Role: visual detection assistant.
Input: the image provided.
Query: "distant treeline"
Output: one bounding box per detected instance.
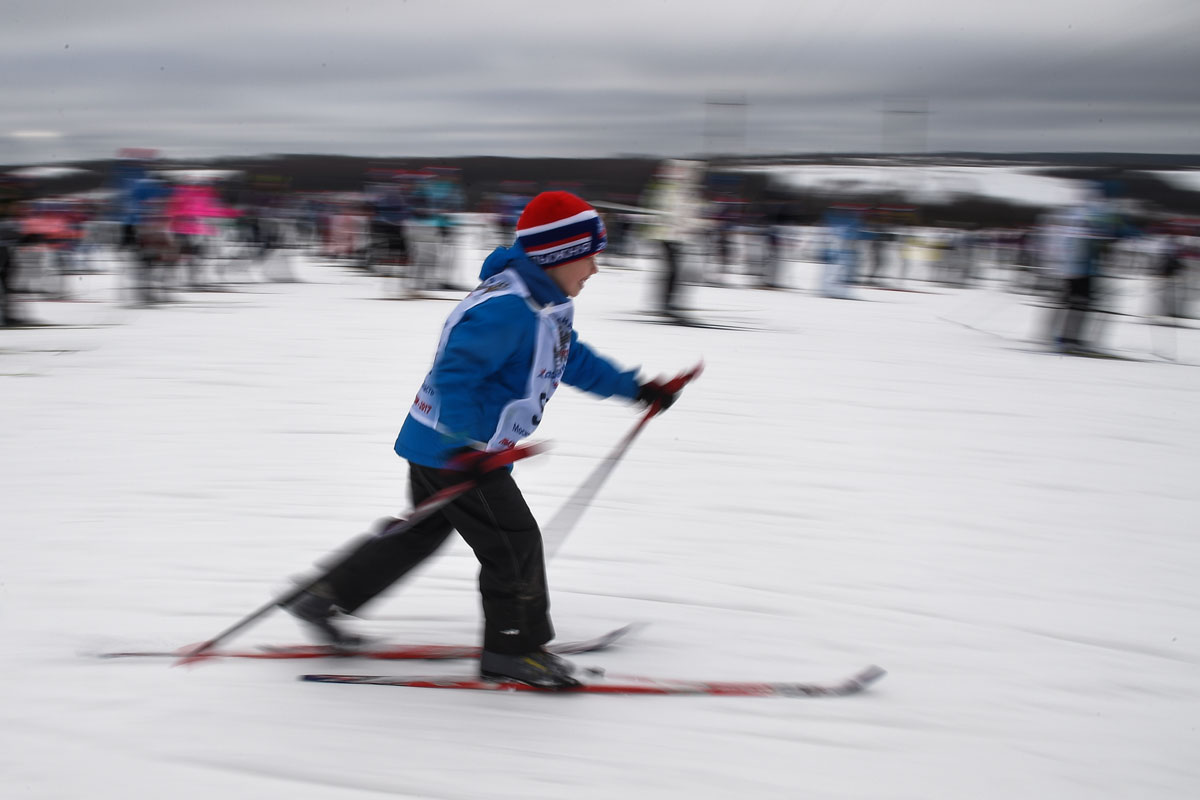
[7,153,1200,228]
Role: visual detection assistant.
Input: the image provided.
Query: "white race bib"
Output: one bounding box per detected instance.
[409,268,573,451]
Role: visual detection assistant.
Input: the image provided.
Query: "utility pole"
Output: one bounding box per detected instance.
[704,93,748,159]
[882,95,929,161]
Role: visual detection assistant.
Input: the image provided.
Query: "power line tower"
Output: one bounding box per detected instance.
[882,95,929,161]
[703,93,748,159]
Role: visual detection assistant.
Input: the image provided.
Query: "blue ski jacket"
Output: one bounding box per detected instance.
[394,245,641,468]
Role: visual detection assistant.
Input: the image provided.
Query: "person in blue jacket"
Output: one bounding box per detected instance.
[284,191,683,688]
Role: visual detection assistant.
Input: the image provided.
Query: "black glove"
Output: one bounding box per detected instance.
[636,378,679,413]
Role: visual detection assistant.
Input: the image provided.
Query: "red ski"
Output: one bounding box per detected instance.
[299,664,886,697]
[96,625,635,662]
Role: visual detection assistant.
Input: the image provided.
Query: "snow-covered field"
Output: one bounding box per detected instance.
[745,163,1092,207]
[2,239,1199,799]
[1147,170,1200,195]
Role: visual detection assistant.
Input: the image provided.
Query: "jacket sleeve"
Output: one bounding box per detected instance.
[562,330,641,400]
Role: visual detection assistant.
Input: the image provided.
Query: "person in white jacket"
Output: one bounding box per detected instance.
[642,159,705,316]
[1038,187,1118,352]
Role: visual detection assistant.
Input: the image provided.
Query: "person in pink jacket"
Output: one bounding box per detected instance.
[167,183,237,288]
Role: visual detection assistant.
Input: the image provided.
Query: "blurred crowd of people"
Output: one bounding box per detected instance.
[795,183,1196,354]
[0,151,316,324]
[2,152,1196,358]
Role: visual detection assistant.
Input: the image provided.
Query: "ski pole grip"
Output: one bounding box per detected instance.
[478,441,547,472]
[446,440,548,476]
[649,361,704,416]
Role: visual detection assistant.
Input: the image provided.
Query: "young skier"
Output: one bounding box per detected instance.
[284,191,686,688]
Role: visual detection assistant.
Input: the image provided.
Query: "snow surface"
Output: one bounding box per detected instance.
[1147,170,1200,196]
[3,236,1199,799]
[752,163,1090,208]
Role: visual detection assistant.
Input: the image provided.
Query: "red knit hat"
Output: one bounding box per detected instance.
[515,191,607,269]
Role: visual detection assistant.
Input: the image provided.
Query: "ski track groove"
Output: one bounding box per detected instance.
[1011,626,1199,667]
[169,756,455,800]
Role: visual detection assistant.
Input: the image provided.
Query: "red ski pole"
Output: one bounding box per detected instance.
[542,362,703,558]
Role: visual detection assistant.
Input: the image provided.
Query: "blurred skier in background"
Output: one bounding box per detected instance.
[1039,183,1124,354]
[820,204,867,299]
[1152,227,1191,322]
[0,175,25,325]
[110,152,172,304]
[420,167,465,290]
[365,171,412,291]
[166,179,237,289]
[642,159,705,317]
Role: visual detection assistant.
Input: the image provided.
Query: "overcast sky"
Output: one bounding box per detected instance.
[3,0,1199,165]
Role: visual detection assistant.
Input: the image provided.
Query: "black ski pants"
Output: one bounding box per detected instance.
[322,463,553,654]
[660,240,682,312]
[1053,275,1094,347]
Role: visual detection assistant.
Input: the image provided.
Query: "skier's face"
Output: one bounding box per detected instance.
[550,256,599,298]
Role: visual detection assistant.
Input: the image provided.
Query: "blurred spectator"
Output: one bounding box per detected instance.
[416,167,465,290]
[705,191,742,283]
[0,175,25,325]
[642,159,705,315]
[166,180,238,289]
[861,210,892,287]
[132,197,180,304]
[365,172,412,288]
[326,200,369,261]
[758,202,787,289]
[1009,226,1043,294]
[494,181,533,248]
[1039,184,1124,354]
[19,199,80,300]
[1154,231,1190,321]
[820,204,867,299]
[236,173,296,283]
[110,154,176,304]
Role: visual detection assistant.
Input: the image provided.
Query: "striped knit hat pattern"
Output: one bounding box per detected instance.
[515,191,607,269]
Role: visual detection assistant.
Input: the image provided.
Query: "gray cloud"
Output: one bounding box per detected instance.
[3,0,1199,163]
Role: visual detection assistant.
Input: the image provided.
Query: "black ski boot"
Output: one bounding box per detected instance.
[280,585,369,649]
[479,648,581,689]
